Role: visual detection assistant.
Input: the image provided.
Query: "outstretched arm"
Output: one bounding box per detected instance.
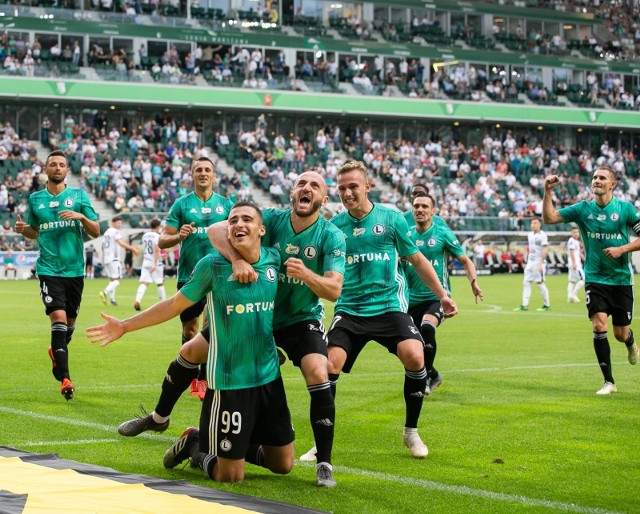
[86,292,194,347]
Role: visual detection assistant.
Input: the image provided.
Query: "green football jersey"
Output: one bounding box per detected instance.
[165,191,234,281]
[262,208,346,330]
[27,186,98,277]
[332,204,418,316]
[403,210,448,229]
[559,198,640,286]
[403,223,464,306]
[180,247,281,390]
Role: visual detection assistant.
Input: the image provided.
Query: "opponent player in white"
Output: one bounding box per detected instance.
[514,217,551,311]
[566,227,585,303]
[100,215,139,306]
[134,219,166,311]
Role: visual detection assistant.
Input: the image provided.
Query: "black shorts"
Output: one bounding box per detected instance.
[585,283,634,326]
[408,300,445,328]
[328,311,423,373]
[38,275,84,318]
[85,255,93,267]
[199,376,294,459]
[274,319,328,367]
[177,281,207,323]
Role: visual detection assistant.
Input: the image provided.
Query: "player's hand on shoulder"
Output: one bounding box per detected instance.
[232,259,258,283]
[441,297,458,318]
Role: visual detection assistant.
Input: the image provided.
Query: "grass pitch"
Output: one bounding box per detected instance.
[1,274,639,513]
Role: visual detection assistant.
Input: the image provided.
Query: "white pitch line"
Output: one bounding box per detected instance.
[17,438,120,447]
[0,406,175,443]
[0,361,629,393]
[2,407,618,514]
[327,464,622,514]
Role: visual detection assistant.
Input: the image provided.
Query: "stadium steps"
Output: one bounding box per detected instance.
[212,152,273,208]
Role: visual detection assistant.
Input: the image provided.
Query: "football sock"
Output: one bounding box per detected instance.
[135,284,147,304]
[420,320,437,373]
[104,280,119,297]
[573,280,584,296]
[158,285,166,301]
[245,444,265,467]
[567,282,574,299]
[522,281,531,307]
[65,324,75,344]
[593,331,614,383]
[308,382,335,465]
[538,283,550,306]
[198,363,207,381]
[624,329,634,348]
[328,373,340,399]
[154,354,199,417]
[404,367,427,429]
[51,322,70,381]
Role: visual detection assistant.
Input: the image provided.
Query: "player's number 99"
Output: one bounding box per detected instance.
[221,411,242,434]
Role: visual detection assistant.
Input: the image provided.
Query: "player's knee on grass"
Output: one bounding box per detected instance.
[262,444,294,475]
[214,457,246,483]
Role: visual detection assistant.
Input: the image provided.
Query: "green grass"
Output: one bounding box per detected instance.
[1,274,639,513]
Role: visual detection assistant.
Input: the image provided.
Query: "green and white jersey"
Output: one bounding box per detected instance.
[165,191,233,281]
[332,204,418,316]
[403,223,464,306]
[180,247,281,390]
[404,210,448,229]
[27,186,98,277]
[263,208,346,330]
[559,198,640,286]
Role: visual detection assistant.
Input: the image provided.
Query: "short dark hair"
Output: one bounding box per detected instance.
[150,219,161,229]
[112,215,122,223]
[594,166,617,181]
[230,201,263,223]
[412,192,436,208]
[45,150,67,167]
[191,157,216,172]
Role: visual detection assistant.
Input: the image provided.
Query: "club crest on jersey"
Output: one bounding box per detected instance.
[416,240,425,247]
[285,243,299,255]
[201,207,212,214]
[372,224,385,235]
[353,228,365,237]
[49,201,59,208]
[220,438,232,452]
[428,238,437,247]
[215,205,224,214]
[303,246,317,259]
[63,199,74,207]
[265,266,277,282]
[611,213,619,221]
